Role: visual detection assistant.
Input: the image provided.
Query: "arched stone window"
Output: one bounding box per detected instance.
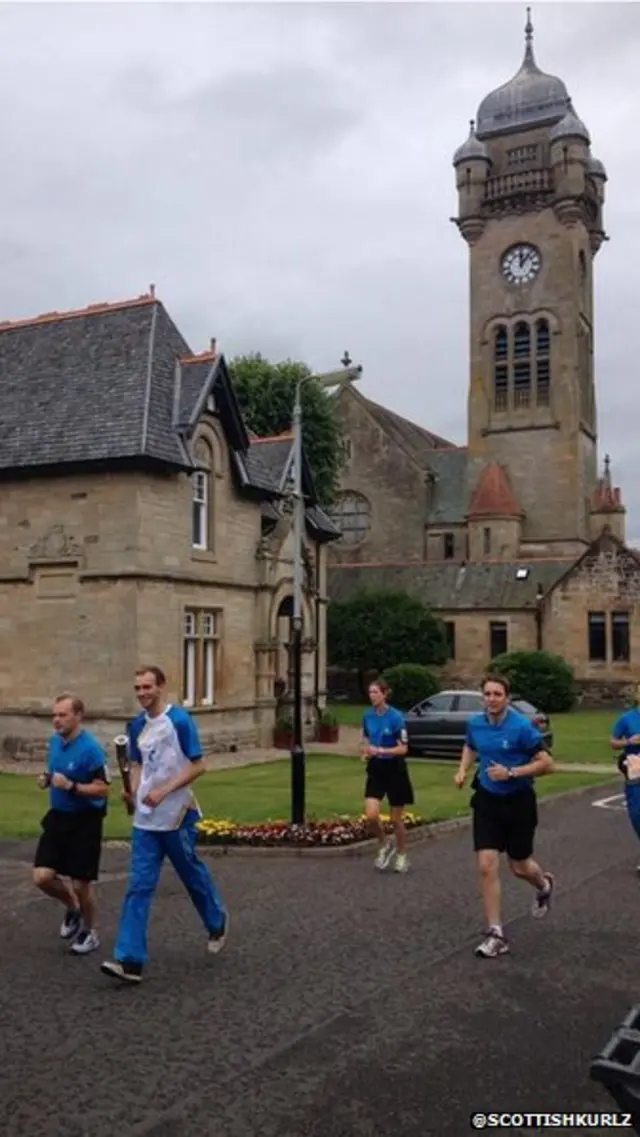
[329,491,371,546]
[493,326,508,410]
[535,319,551,406]
[192,437,214,551]
[491,317,552,411]
[512,321,531,408]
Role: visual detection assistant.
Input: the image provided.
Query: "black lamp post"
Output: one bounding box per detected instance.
[289,360,362,825]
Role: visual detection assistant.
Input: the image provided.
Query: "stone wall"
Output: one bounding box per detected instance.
[0,424,331,758]
[328,388,426,565]
[441,609,537,684]
[0,708,259,766]
[544,538,640,689]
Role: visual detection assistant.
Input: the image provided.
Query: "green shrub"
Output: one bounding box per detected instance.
[381,663,440,711]
[490,650,577,714]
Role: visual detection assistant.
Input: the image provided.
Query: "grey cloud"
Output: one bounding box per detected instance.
[0,2,638,533]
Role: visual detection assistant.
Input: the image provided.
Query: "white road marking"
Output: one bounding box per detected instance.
[592,793,626,811]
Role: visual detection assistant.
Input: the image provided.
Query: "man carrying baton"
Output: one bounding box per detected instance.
[101,665,228,985]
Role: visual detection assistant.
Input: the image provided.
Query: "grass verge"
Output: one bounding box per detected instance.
[0,755,616,842]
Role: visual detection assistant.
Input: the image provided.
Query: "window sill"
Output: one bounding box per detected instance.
[191,549,217,564]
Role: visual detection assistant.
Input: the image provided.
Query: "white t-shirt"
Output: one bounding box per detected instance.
[127,704,203,831]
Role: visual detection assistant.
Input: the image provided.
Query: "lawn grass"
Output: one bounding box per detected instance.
[330,703,619,766]
[0,755,615,842]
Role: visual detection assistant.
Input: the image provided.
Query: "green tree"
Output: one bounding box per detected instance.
[327,588,449,689]
[490,650,577,714]
[380,663,440,710]
[228,353,346,505]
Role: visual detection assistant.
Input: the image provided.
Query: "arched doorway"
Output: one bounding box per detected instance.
[275,595,296,699]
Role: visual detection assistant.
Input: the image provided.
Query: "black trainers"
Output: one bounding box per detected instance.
[59,907,82,941]
[207,913,229,955]
[532,872,555,919]
[100,959,143,984]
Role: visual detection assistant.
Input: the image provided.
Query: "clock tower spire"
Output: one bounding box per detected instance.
[452,10,608,556]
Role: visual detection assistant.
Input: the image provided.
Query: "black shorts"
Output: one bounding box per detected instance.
[365,756,414,808]
[472,785,538,862]
[34,808,105,882]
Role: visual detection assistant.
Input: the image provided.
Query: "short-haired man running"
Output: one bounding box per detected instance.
[33,693,110,954]
[455,673,556,958]
[101,666,228,985]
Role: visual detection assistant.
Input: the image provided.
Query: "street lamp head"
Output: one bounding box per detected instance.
[313,365,363,390]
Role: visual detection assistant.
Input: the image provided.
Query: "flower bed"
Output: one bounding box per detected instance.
[196,812,426,848]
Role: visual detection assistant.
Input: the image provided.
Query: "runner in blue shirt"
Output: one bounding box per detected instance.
[33,693,110,955]
[611,688,640,874]
[455,672,555,958]
[361,678,414,873]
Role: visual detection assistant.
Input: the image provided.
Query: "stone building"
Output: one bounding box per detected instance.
[0,290,338,759]
[328,14,640,699]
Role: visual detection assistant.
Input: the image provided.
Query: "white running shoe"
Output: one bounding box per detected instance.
[475,930,510,958]
[531,872,555,919]
[59,908,82,940]
[71,929,100,955]
[374,840,395,871]
[394,853,409,873]
[208,913,229,955]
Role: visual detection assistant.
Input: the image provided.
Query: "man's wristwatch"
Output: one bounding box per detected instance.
[508,768,517,780]
[69,781,77,794]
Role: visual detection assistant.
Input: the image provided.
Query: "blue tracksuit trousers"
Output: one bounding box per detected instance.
[625,780,640,841]
[114,810,226,966]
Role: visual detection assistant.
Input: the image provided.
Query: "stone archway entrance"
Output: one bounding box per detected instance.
[275,595,295,697]
[273,594,315,726]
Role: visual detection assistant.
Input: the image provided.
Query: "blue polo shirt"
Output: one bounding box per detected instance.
[362,706,407,756]
[612,709,640,776]
[47,730,109,813]
[465,707,545,795]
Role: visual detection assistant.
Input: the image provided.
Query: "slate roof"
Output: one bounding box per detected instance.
[246,435,293,490]
[360,395,454,467]
[250,435,341,540]
[0,294,194,471]
[327,559,573,611]
[468,462,522,518]
[425,448,469,525]
[176,354,216,428]
[0,291,340,541]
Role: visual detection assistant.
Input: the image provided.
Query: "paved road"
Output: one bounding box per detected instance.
[2,781,639,1137]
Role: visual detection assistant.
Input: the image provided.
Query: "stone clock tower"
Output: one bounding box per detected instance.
[452,10,608,556]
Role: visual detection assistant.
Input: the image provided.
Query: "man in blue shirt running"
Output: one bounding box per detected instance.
[455,673,555,959]
[33,693,110,955]
[361,677,414,873]
[101,665,228,985]
[610,686,640,873]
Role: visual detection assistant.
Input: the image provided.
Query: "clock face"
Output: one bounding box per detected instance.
[501,243,541,285]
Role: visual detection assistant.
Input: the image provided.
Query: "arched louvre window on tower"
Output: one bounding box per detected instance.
[536,319,551,406]
[512,321,531,408]
[493,326,508,410]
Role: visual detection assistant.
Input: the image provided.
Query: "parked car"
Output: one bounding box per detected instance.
[404,689,553,760]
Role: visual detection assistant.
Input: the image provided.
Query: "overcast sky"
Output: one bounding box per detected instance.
[0,2,638,537]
